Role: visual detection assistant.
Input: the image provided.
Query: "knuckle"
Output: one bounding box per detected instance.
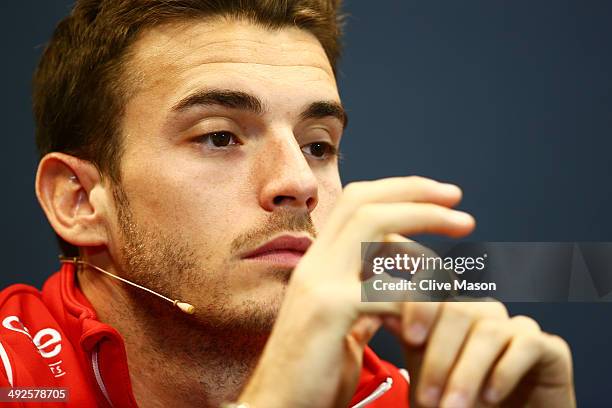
[409,303,433,320]
[474,318,505,338]
[548,334,572,359]
[404,175,430,188]
[444,302,477,321]
[489,301,509,318]
[476,300,509,318]
[511,314,541,331]
[405,175,426,184]
[353,204,378,225]
[516,332,545,352]
[342,181,367,202]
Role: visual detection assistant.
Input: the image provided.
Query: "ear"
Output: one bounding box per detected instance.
[35,153,110,248]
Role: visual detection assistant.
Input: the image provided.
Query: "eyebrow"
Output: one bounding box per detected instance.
[172,89,265,114]
[171,88,348,129]
[300,100,348,130]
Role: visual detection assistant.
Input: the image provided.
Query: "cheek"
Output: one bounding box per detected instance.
[119,157,253,244]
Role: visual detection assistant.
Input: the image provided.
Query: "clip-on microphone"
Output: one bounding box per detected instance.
[59,255,196,315]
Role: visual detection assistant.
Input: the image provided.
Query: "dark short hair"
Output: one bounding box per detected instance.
[32,0,344,256]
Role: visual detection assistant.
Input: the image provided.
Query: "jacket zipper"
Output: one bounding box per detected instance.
[91,345,114,408]
[351,377,393,408]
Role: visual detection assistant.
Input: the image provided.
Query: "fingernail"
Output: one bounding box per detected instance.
[440,183,460,194]
[442,391,468,408]
[405,322,427,344]
[368,317,381,333]
[452,211,473,224]
[483,387,500,404]
[419,386,441,407]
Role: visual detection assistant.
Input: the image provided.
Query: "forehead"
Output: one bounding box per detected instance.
[124,17,339,107]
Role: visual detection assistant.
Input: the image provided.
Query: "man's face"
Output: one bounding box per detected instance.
[106,17,344,332]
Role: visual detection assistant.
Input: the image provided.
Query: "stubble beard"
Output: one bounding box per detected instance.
[110,182,317,339]
[106,182,318,398]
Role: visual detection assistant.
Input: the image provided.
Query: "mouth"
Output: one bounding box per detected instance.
[241,234,313,268]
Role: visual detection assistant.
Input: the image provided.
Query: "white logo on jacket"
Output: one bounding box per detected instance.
[2,315,65,378]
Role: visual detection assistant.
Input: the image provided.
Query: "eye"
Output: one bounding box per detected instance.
[301,142,338,160]
[197,131,240,148]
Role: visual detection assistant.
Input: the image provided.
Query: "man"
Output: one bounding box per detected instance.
[0,1,575,407]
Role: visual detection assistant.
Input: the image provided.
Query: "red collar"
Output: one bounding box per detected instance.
[42,263,138,407]
[41,262,392,407]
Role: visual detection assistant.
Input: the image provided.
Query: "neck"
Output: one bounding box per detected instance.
[76,259,267,408]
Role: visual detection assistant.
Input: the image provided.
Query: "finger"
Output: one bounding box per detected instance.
[401,300,506,349]
[414,303,475,407]
[328,202,475,277]
[384,233,414,243]
[303,202,473,283]
[361,234,436,282]
[348,315,383,349]
[343,202,474,244]
[318,177,463,246]
[337,316,383,408]
[413,302,508,407]
[482,331,572,406]
[398,302,442,407]
[401,302,441,347]
[439,316,539,408]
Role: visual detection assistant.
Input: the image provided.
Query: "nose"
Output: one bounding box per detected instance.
[256,133,319,213]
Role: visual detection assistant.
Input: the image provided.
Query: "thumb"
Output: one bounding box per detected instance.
[333,315,383,408]
[383,315,425,408]
[350,315,383,349]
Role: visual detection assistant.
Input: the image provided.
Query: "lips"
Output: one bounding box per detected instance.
[242,235,313,268]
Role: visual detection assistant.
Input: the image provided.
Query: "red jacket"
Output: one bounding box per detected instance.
[0,262,409,407]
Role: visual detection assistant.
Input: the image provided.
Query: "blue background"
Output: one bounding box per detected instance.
[1,1,611,405]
